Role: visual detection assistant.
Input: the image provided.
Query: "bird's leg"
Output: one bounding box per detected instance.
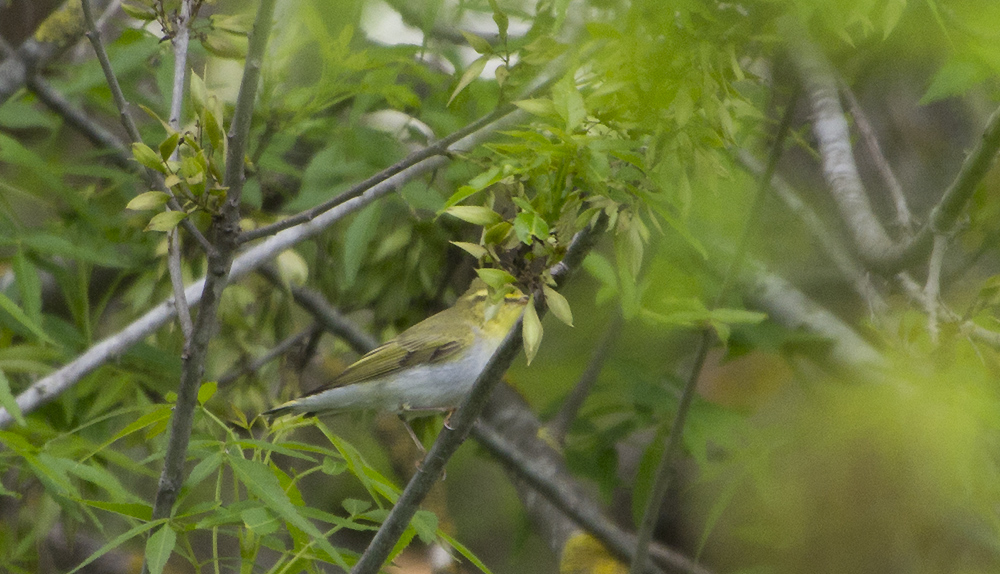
[398,414,427,455]
[443,409,456,430]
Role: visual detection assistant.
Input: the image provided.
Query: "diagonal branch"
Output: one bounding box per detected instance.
[349,219,602,574]
[787,21,1000,272]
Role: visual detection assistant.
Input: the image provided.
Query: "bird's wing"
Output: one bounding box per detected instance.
[303,325,468,394]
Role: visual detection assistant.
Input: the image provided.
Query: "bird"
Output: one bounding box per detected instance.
[263,279,529,419]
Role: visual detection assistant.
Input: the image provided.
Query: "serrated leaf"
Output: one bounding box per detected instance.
[543,286,573,327]
[126,191,171,211]
[522,295,543,365]
[0,370,24,426]
[144,524,176,574]
[411,510,438,544]
[444,205,502,226]
[448,55,489,106]
[450,241,487,259]
[553,78,586,131]
[145,210,188,232]
[460,30,493,54]
[132,142,166,173]
[476,268,516,291]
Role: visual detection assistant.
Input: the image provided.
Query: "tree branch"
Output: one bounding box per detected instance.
[475,385,713,574]
[0,103,528,428]
[257,265,381,355]
[146,0,277,535]
[349,220,601,574]
[787,22,1000,272]
[216,325,318,387]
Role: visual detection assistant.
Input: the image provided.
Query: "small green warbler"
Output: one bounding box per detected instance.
[264,280,528,418]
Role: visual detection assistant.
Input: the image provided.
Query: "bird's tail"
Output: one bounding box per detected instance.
[261,402,300,419]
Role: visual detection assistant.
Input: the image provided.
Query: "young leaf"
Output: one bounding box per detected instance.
[448,55,489,106]
[476,268,517,291]
[197,381,217,405]
[159,132,181,161]
[145,211,188,232]
[444,205,502,226]
[450,241,488,259]
[522,295,543,365]
[132,142,166,173]
[460,30,493,54]
[543,285,573,327]
[126,191,171,211]
[0,292,52,343]
[144,524,177,574]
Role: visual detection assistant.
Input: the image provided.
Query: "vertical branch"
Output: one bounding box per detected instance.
[923,234,947,344]
[165,0,199,340]
[80,0,213,253]
[147,0,276,537]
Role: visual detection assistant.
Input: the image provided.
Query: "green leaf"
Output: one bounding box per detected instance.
[522,295,543,365]
[126,191,171,211]
[450,241,487,259]
[0,370,25,426]
[198,381,217,405]
[201,29,248,59]
[460,30,493,54]
[159,132,181,161]
[448,55,490,106]
[475,268,517,291]
[0,291,52,343]
[228,455,348,568]
[553,78,587,131]
[242,507,280,536]
[145,210,188,232]
[132,142,166,173]
[411,510,438,544]
[513,98,558,119]
[13,250,41,327]
[343,205,381,289]
[69,520,163,574]
[543,286,573,327]
[439,530,495,574]
[144,524,177,574]
[121,1,157,20]
[444,206,502,226]
[920,58,989,105]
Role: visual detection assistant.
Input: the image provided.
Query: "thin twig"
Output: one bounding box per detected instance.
[629,91,797,574]
[164,0,198,340]
[839,80,914,234]
[349,221,602,574]
[146,0,277,543]
[257,266,380,354]
[167,229,193,339]
[923,234,947,344]
[237,107,511,244]
[217,325,319,387]
[0,64,528,430]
